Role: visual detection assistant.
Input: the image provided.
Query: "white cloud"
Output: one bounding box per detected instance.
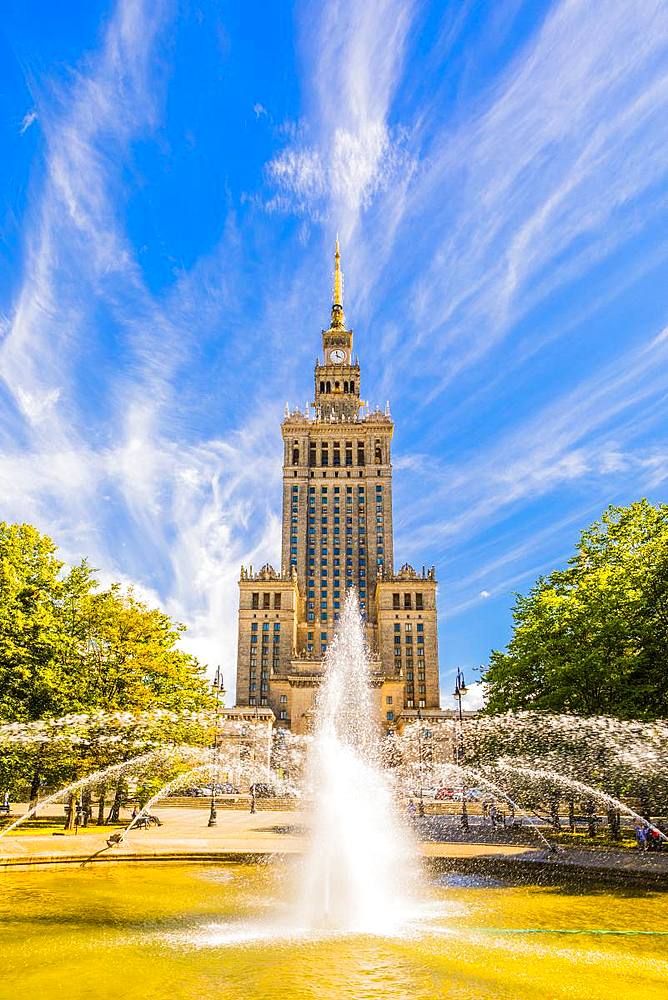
[462,681,486,712]
[19,110,38,135]
[266,0,417,237]
[440,679,486,712]
[479,590,491,599]
[14,386,61,424]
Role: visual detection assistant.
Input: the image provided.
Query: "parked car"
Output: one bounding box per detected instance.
[435,787,463,801]
[180,783,240,797]
[412,787,438,800]
[465,788,486,802]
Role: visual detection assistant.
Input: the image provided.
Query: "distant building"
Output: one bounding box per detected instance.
[235,243,445,734]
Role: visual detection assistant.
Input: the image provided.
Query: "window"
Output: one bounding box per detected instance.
[405,623,412,632]
[386,711,394,722]
[280,710,288,720]
[263,593,271,609]
[262,622,269,631]
[251,622,258,632]
[417,623,424,632]
[386,696,393,705]
[404,593,412,610]
[279,694,287,704]
[252,592,259,609]
[273,592,282,609]
[393,593,400,610]
[416,593,424,610]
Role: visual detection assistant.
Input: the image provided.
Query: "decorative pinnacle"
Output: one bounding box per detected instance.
[331,237,345,327]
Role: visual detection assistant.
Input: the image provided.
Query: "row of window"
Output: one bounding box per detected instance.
[251,592,282,610]
[392,593,424,610]
[290,440,385,467]
[292,485,384,495]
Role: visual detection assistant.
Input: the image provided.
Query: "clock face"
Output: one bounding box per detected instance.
[329,349,346,364]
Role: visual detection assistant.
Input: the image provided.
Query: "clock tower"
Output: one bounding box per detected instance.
[315,238,361,420]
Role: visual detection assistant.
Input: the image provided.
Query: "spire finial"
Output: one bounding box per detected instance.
[331,236,345,327]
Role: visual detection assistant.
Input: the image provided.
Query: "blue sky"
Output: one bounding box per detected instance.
[1,0,668,709]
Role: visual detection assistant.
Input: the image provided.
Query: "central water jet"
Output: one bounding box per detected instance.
[298,590,417,933]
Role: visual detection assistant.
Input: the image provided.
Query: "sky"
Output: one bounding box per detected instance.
[1,0,668,712]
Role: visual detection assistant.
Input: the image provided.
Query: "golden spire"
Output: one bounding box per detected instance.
[331,237,345,328]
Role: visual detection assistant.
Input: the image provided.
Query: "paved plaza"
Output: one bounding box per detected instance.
[0,803,540,868]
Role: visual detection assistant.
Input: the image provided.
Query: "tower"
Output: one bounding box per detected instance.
[235,244,441,733]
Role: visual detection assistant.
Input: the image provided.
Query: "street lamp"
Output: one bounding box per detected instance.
[453,668,469,831]
[208,666,224,828]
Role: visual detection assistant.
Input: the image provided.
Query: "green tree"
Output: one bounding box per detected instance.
[483,500,668,719]
[0,522,212,803]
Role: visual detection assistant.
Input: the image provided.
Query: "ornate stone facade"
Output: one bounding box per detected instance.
[235,243,442,734]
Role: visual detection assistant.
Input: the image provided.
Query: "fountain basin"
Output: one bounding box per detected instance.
[1,861,667,1000]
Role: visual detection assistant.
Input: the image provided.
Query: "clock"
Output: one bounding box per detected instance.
[329,349,346,364]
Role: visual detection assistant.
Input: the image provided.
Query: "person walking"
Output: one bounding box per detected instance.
[634,821,647,851]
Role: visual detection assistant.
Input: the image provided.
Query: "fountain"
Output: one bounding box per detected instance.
[1,592,668,998]
[297,591,416,932]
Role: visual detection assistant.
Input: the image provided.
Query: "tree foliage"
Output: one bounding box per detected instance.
[483,500,668,720]
[0,522,212,796]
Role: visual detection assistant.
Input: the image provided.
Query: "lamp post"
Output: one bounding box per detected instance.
[208,666,224,828]
[416,707,424,815]
[453,667,469,831]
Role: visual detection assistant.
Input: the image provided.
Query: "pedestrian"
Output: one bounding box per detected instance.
[634,821,647,851]
[131,804,138,820]
[406,798,416,819]
[489,803,497,827]
[417,799,425,818]
[250,784,256,814]
[647,826,662,852]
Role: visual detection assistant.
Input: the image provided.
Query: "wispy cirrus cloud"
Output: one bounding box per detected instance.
[4,0,668,694]
[0,0,284,688]
[266,0,417,239]
[18,109,38,134]
[380,0,668,388]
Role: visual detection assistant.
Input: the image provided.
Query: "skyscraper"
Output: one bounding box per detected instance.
[235,243,441,734]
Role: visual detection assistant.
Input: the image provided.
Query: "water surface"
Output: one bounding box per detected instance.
[1,862,667,1000]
